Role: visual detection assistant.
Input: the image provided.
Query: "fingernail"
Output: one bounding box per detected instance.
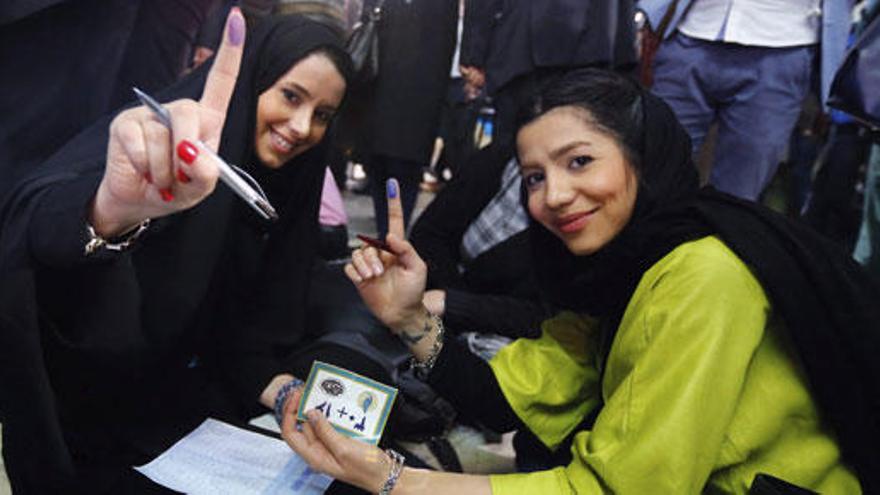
[228,8,245,46]
[307,410,319,421]
[386,179,398,199]
[177,169,191,184]
[177,140,199,165]
[373,263,384,275]
[160,189,174,202]
[144,171,153,184]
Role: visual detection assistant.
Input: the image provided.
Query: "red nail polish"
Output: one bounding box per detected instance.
[177,140,199,165]
[177,169,191,184]
[144,171,153,184]
[160,189,174,202]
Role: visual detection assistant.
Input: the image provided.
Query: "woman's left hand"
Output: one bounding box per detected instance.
[281,388,389,492]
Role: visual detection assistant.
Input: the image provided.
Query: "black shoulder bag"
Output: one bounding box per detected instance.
[346,0,387,84]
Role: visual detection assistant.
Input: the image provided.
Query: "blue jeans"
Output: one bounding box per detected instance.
[652,32,815,200]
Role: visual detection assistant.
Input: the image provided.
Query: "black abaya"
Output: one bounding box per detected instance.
[0,15,365,493]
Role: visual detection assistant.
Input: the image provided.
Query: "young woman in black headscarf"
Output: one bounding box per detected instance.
[0,9,389,493]
[279,69,879,494]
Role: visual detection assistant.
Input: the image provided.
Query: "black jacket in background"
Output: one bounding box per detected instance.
[461,0,637,94]
[355,0,458,165]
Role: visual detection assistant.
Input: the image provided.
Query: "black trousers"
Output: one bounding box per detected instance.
[366,153,423,237]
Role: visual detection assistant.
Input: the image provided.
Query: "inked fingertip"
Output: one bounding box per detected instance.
[386,179,398,199]
[228,8,245,46]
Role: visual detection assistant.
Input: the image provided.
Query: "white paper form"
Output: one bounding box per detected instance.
[135,418,333,494]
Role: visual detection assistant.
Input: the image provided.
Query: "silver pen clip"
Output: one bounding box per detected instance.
[132,87,279,222]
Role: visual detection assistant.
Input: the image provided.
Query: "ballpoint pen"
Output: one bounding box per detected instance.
[132,87,279,221]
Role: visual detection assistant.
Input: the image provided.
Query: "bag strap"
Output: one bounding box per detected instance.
[654,0,680,40]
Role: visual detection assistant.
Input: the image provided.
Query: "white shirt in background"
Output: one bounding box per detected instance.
[678,0,823,47]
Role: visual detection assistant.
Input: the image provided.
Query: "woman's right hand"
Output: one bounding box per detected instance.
[345,179,428,334]
[89,8,246,237]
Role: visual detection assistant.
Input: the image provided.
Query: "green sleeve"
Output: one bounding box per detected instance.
[491,237,771,494]
[488,311,603,451]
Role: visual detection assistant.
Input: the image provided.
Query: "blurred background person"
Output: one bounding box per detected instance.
[355,0,459,238]
[638,0,853,201]
[0,0,220,197]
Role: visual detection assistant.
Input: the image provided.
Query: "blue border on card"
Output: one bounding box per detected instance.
[296,361,398,445]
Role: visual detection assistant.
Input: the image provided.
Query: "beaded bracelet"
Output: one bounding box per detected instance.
[379,448,405,495]
[273,377,305,426]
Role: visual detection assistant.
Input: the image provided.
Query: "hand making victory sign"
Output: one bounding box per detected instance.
[89,8,246,237]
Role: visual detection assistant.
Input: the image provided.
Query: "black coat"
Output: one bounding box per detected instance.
[0,0,218,197]
[461,0,637,93]
[357,0,458,164]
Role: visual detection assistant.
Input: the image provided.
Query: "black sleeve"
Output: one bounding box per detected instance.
[426,337,521,433]
[460,0,500,67]
[22,117,132,269]
[444,288,547,338]
[27,172,104,268]
[410,145,509,290]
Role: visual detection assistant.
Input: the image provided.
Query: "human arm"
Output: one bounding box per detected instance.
[281,386,493,495]
[90,7,245,238]
[443,289,548,338]
[488,240,773,494]
[422,287,547,337]
[409,145,512,290]
[17,7,242,270]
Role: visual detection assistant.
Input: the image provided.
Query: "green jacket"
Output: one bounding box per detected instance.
[488,236,860,494]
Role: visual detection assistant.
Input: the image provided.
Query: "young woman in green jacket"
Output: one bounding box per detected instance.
[280,69,879,494]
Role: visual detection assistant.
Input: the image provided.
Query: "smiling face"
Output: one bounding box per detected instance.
[517,106,639,256]
[254,52,346,168]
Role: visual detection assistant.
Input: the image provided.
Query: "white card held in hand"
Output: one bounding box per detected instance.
[296,361,397,445]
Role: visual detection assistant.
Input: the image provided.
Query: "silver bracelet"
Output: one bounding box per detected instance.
[84,218,151,256]
[378,448,405,495]
[410,310,444,378]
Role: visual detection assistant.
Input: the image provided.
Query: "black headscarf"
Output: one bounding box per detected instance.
[0,14,352,493]
[524,70,880,491]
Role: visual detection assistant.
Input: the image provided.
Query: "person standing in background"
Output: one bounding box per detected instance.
[358,0,459,237]
[638,0,853,201]
[460,0,638,152]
